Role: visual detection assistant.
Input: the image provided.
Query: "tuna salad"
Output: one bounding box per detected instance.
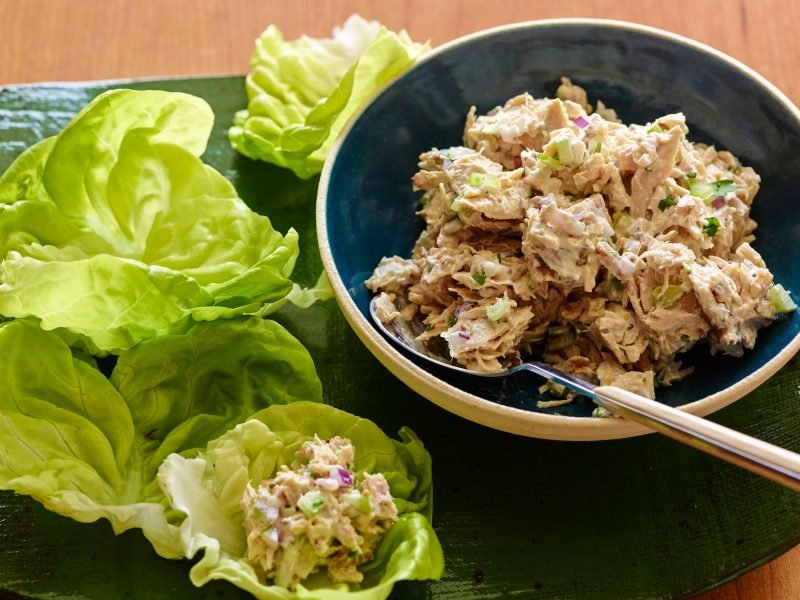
[241,435,398,588]
[366,78,796,404]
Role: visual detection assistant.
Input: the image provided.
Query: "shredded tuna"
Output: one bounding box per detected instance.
[366,79,792,413]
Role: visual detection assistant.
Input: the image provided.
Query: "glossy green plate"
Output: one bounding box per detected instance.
[1,77,800,600]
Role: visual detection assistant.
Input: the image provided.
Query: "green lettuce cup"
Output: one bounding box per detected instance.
[159,402,444,599]
[229,15,429,179]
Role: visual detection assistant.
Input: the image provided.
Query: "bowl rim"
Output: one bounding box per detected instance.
[316,17,800,441]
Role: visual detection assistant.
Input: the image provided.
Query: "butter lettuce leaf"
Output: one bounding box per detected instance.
[229,15,429,179]
[0,317,321,558]
[0,89,302,354]
[159,402,443,599]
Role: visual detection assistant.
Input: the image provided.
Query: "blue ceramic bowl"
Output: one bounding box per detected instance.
[317,19,800,440]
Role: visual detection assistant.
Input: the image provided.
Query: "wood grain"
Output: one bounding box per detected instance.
[0,1,798,598]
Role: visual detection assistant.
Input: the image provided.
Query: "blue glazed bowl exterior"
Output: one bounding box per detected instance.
[319,19,800,436]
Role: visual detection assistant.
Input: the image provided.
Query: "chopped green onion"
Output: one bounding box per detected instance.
[647,124,664,134]
[658,195,677,211]
[487,298,510,322]
[343,491,372,513]
[732,162,743,174]
[555,138,574,165]
[652,285,685,307]
[420,191,431,207]
[537,153,561,169]
[298,491,326,517]
[425,322,434,331]
[548,384,569,399]
[468,172,500,188]
[702,216,721,237]
[472,271,486,285]
[447,314,457,328]
[593,142,602,154]
[770,284,797,314]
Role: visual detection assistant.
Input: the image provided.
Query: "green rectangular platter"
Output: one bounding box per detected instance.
[2,76,800,600]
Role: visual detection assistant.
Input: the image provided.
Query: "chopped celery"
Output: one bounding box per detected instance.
[487,297,511,322]
[689,181,715,201]
[343,491,372,513]
[652,285,685,307]
[770,284,797,314]
[555,138,574,165]
[298,491,326,517]
[689,179,737,203]
[468,172,500,188]
[612,211,632,234]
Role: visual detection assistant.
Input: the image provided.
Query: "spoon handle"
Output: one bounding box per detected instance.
[595,385,800,491]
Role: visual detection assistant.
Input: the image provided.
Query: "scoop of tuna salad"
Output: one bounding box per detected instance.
[366,77,796,405]
[241,435,398,588]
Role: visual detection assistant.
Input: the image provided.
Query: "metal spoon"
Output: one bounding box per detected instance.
[369,296,800,491]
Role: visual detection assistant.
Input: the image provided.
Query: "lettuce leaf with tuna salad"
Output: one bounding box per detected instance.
[159,401,443,599]
[0,317,321,558]
[0,89,329,355]
[228,14,429,179]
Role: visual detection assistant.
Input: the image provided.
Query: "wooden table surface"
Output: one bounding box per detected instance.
[1,1,798,598]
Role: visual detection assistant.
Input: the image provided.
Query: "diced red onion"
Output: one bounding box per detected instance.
[573,115,590,129]
[513,155,522,169]
[265,527,281,544]
[454,303,470,317]
[711,196,725,209]
[442,158,453,170]
[256,499,278,521]
[329,466,353,487]
[458,331,470,340]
